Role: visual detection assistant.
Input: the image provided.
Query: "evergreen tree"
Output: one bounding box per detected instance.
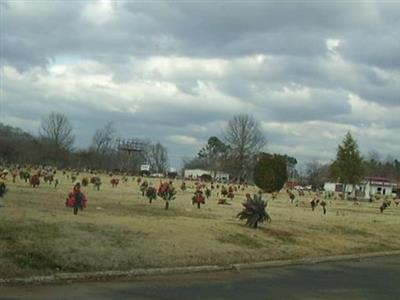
[330,132,364,196]
[254,153,288,193]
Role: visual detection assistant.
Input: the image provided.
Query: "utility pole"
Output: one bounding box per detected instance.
[116,138,145,174]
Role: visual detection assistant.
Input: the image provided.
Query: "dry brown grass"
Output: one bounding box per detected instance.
[0,173,399,278]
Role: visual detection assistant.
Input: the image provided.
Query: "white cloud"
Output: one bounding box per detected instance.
[137,56,228,79]
[168,135,200,145]
[349,94,400,126]
[326,38,341,53]
[81,0,116,25]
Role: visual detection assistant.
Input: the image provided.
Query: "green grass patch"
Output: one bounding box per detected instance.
[0,219,63,270]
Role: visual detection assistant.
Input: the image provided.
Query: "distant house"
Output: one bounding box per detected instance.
[213,171,230,182]
[184,169,209,179]
[362,177,394,199]
[183,169,230,181]
[167,167,178,179]
[323,182,346,193]
[393,182,400,197]
[323,176,396,200]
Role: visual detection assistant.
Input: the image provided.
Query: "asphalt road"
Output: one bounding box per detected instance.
[1,255,399,300]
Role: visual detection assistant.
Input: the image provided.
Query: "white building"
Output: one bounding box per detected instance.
[140,164,151,176]
[323,182,356,193]
[362,177,393,200]
[184,169,209,179]
[323,177,396,200]
[183,169,230,181]
[393,182,400,197]
[140,164,150,172]
[323,182,339,193]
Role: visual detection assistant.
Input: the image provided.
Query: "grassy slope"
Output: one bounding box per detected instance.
[0,173,399,278]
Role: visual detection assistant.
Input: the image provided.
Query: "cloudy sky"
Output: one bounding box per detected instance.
[1,1,399,168]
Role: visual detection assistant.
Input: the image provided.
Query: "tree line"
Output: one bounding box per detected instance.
[183,114,268,181]
[3,111,397,187]
[302,132,400,190]
[1,112,271,180]
[183,114,299,183]
[0,112,168,173]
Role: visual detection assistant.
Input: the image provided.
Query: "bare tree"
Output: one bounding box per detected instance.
[91,122,116,155]
[224,114,266,180]
[198,136,230,173]
[146,142,168,173]
[305,160,330,190]
[40,112,75,150]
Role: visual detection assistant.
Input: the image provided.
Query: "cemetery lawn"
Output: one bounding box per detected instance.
[1,174,400,279]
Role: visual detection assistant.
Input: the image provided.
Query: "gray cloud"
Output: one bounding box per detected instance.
[1,1,399,167]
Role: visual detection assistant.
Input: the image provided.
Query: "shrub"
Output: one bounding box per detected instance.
[254,153,287,193]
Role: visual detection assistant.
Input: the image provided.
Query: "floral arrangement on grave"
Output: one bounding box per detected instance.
[192,189,205,209]
[140,180,149,196]
[158,181,176,210]
[146,185,157,204]
[90,176,102,190]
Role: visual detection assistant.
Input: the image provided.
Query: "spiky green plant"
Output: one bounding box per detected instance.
[237,197,271,228]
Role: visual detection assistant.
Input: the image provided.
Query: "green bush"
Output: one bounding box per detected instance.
[254,153,288,193]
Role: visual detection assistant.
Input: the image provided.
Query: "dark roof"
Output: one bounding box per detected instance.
[364,176,391,182]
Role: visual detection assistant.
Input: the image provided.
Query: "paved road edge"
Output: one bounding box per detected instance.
[1,250,400,286]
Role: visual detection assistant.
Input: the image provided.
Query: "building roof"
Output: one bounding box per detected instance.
[363,176,399,188]
[364,176,391,182]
